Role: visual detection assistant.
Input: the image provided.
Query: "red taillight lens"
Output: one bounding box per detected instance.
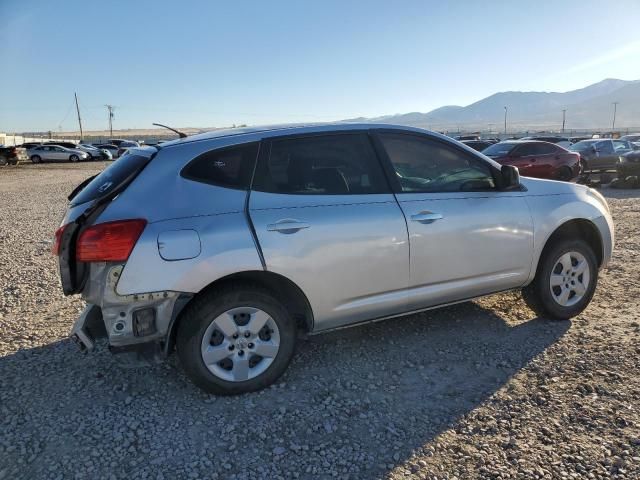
[76,219,147,262]
[52,225,66,255]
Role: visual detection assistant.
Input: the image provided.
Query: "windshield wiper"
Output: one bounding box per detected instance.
[152,123,187,138]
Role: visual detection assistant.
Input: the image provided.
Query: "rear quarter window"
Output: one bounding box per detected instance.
[181,142,259,189]
[70,152,152,206]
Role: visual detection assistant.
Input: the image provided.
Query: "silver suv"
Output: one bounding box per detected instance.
[54,124,613,394]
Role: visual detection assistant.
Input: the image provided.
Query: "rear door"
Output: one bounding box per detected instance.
[248,132,409,331]
[373,131,533,310]
[593,140,615,169]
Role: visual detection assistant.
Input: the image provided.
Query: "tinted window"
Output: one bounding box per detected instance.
[515,143,557,156]
[596,141,614,154]
[534,143,558,155]
[181,142,259,190]
[378,133,495,193]
[71,153,153,206]
[252,134,388,195]
[613,140,630,151]
[482,142,515,157]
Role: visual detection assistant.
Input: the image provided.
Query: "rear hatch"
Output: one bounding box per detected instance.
[55,147,157,295]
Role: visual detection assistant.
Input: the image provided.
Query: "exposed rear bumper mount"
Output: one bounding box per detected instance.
[70,304,106,352]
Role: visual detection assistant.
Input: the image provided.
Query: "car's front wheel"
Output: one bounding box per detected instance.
[176,285,296,395]
[522,238,598,320]
[69,154,80,162]
[555,166,574,182]
[30,155,41,164]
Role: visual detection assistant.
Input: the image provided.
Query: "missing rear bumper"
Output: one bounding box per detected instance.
[70,304,106,352]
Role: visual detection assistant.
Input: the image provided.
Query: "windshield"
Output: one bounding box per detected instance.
[569,141,596,152]
[482,143,514,156]
[70,151,154,206]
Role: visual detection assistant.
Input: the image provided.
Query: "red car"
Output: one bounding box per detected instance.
[482,140,580,181]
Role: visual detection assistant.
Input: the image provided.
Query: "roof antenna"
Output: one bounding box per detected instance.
[152,123,187,138]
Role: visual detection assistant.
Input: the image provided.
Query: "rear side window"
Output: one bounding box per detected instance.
[71,153,152,206]
[252,134,389,195]
[181,142,259,189]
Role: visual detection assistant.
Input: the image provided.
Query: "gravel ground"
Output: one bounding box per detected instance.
[0,163,639,480]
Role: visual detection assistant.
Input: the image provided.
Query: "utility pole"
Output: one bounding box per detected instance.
[612,102,619,130]
[503,106,508,136]
[561,109,566,133]
[105,105,115,137]
[74,92,83,141]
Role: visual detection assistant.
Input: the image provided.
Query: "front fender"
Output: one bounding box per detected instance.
[524,190,613,283]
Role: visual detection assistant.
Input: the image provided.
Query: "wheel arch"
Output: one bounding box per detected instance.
[165,270,314,355]
[534,219,604,277]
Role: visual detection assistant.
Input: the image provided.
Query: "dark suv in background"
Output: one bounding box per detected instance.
[569,139,634,172]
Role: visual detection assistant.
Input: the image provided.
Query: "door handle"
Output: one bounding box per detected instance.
[267,219,310,234]
[410,211,443,224]
[530,157,537,162]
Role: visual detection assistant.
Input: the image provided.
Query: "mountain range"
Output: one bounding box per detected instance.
[347,78,640,132]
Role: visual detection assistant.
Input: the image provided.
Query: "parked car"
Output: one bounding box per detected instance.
[520,136,572,149]
[54,124,613,394]
[116,140,140,158]
[461,140,495,152]
[568,139,634,172]
[617,150,640,177]
[0,146,28,165]
[18,142,44,149]
[78,144,112,160]
[482,140,580,181]
[28,145,89,163]
[619,134,640,143]
[92,144,120,158]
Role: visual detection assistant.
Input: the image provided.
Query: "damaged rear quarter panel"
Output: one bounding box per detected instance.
[115,212,263,295]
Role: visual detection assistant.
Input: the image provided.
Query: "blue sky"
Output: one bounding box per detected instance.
[1,0,639,132]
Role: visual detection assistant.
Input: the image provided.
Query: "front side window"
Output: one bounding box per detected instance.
[181,142,259,189]
[613,140,629,152]
[378,133,495,193]
[252,134,388,195]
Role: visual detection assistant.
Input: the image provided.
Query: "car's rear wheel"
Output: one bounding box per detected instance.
[555,166,573,182]
[176,285,297,395]
[69,154,80,162]
[522,238,598,320]
[31,155,41,164]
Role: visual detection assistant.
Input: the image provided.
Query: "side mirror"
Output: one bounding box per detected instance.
[499,165,520,190]
[591,146,598,154]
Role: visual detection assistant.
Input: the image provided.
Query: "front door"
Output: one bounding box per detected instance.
[374,131,534,310]
[249,132,410,331]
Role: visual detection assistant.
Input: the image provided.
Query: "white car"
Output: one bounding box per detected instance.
[28,145,89,163]
[78,144,111,160]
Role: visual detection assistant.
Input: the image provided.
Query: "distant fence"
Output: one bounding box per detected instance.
[0,133,79,146]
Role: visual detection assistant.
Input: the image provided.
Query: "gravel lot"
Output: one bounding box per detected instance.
[1,163,639,479]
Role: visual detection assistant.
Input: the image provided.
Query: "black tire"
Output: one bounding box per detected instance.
[176,284,297,395]
[555,166,573,182]
[522,238,598,320]
[31,155,41,164]
[69,154,79,162]
[579,159,588,174]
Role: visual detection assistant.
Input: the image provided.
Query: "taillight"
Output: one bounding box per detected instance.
[52,225,66,255]
[76,219,147,262]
